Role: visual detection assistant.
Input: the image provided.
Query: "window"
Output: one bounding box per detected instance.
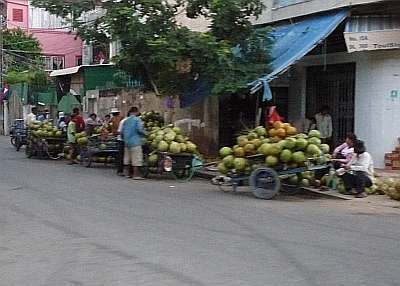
[12,9,23,22]
[29,7,66,29]
[76,56,83,66]
[42,56,65,71]
[273,0,310,8]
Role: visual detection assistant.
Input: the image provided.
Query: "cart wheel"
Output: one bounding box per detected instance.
[43,143,61,160]
[84,157,92,168]
[249,168,280,200]
[14,138,21,151]
[25,144,33,158]
[140,166,150,178]
[172,167,194,182]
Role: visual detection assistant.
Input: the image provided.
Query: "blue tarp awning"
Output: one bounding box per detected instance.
[250,9,349,101]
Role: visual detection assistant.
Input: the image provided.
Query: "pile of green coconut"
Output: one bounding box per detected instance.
[29,121,64,138]
[145,125,200,166]
[217,122,331,177]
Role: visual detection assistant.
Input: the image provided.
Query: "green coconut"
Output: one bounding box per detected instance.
[308,130,321,138]
[266,155,279,167]
[158,141,169,152]
[280,149,292,163]
[222,155,235,168]
[292,151,306,164]
[219,147,233,158]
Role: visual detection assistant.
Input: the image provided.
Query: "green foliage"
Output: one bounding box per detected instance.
[3,29,47,86]
[31,0,271,97]
[3,29,41,73]
[31,0,95,19]
[186,0,265,44]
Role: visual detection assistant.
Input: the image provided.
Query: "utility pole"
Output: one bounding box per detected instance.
[0,0,5,88]
[0,0,7,135]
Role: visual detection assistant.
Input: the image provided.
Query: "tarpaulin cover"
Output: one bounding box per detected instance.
[250,9,349,101]
[181,78,212,108]
[57,94,81,114]
[36,89,58,106]
[10,83,28,105]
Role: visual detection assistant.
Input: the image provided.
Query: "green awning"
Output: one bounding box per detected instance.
[37,90,58,106]
[57,94,81,114]
[10,83,28,105]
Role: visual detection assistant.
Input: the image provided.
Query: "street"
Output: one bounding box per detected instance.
[0,136,399,286]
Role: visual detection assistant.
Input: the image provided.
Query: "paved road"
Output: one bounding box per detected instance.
[0,136,400,286]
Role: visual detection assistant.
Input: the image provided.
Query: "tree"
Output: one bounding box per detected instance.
[31,0,271,97]
[3,28,47,86]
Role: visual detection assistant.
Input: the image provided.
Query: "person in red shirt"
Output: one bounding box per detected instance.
[72,107,85,133]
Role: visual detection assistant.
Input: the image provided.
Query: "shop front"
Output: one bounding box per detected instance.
[253,10,400,167]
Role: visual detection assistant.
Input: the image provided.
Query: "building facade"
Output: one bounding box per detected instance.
[255,0,400,168]
[6,0,82,70]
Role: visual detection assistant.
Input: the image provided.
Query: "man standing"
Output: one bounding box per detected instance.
[110,108,123,136]
[67,114,79,165]
[72,107,85,133]
[116,112,130,176]
[315,105,333,145]
[122,107,146,179]
[26,107,38,126]
[85,113,101,136]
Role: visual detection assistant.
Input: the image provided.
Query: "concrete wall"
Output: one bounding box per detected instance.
[283,49,400,168]
[6,0,29,29]
[256,0,386,24]
[115,90,219,156]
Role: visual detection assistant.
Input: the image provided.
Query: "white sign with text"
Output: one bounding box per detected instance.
[344,29,400,53]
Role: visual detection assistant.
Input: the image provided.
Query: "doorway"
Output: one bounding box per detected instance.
[306,63,355,147]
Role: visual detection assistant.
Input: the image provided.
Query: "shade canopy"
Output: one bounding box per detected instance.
[250,9,349,101]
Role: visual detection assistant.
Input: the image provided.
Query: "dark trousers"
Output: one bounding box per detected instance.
[342,171,372,194]
[333,153,345,170]
[117,140,124,174]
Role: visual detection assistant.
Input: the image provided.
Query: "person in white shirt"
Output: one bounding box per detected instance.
[294,116,316,134]
[116,112,129,176]
[26,107,38,126]
[85,113,101,136]
[315,105,333,144]
[341,140,373,198]
[57,112,67,131]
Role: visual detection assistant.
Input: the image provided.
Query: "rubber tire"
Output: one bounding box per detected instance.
[249,168,281,200]
[25,144,33,158]
[140,166,150,178]
[172,167,194,182]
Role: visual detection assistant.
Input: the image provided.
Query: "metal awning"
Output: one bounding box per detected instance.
[250,9,349,101]
[344,16,400,53]
[49,64,114,77]
[345,15,400,33]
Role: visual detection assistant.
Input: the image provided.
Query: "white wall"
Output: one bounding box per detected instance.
[355,50,400,168]
[29,6,66,29]
[284,49,400,167]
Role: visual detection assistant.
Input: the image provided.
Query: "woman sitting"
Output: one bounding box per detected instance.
[341,140,373,198]
[332,133,357,169]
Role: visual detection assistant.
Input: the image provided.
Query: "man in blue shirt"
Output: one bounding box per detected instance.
[122,106,146,179]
